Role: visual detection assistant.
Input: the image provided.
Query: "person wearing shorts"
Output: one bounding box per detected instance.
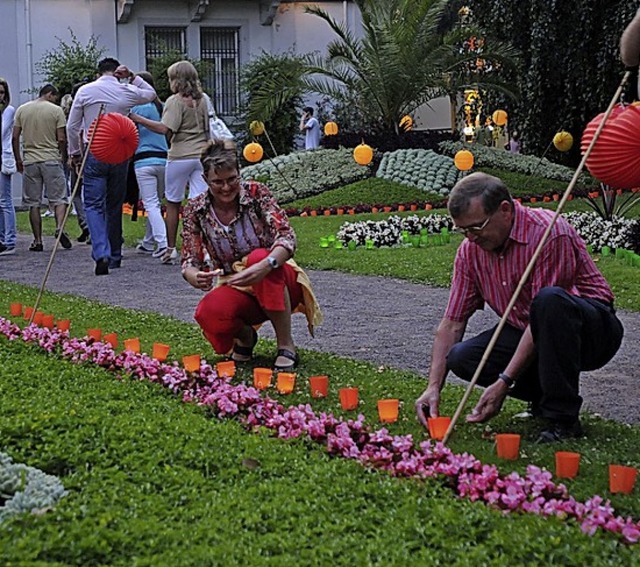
[12,84,71,252]
[129,60,208,265]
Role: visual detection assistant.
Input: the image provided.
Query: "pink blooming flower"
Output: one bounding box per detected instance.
[1,314,638,545]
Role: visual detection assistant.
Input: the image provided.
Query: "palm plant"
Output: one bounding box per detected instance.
[304,0,519,135]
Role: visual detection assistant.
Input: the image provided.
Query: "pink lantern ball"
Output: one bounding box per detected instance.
[88,113,139,164]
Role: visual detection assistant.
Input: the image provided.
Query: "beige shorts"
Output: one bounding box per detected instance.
[22,161,68,207]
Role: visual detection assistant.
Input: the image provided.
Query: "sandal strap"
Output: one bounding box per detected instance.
[276,348,298,363]
[232,328,258,358]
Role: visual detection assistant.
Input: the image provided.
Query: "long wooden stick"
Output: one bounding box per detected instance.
[29,104,106,324]
[442,71,630,444]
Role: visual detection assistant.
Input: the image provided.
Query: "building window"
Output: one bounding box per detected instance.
[200,27,239,116]
[144,27,186,69]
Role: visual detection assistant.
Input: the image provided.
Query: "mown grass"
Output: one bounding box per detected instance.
[0,281,638,564]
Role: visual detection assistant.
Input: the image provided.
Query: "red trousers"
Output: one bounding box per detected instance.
[194,248,303,354]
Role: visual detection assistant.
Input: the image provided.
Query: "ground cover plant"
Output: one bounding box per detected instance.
[0,283,639,564]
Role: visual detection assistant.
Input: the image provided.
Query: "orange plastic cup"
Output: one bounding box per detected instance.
[56,319,70,332]
[339,387,359,410]
[555,451,581,479]
[253,367,273,390]
[152,342,171,362]
[377,399,399,423]
[103,332,118,348]
[309,375,329,398]
[23,306,34,320]
[609,464,638,494]
[124,337,141,353]
[496,433,521,460]
[33,311,44,326]
[182,354,201,372]
[87,328,102,341]
[9,302,22,317]
[276,372,296,394]
[428,416,452,441]
[216,360,236,377]
[42,314,55,329]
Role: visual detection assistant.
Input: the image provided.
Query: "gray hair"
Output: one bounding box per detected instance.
[448,172,513,218]
[201,139,239,175]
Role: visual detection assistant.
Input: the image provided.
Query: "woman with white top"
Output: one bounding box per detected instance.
[0,77,17,256]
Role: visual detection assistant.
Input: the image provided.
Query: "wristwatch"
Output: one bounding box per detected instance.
[266,256,279,269]
[498,372,515,389]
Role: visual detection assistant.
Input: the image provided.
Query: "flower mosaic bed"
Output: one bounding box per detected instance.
[1,315,638,545]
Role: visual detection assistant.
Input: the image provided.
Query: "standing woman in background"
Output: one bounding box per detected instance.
[0,77,17,256]
[129,61,208,265]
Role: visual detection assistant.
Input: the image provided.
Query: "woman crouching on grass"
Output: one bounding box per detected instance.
[180,139,322,370]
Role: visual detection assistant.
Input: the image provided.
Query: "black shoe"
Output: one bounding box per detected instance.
[108,259,121,269]
[77,228,90,243]
[55,229,72,249]
[95,258,109,276]
[29,241,43,252]
[535,419,583,444]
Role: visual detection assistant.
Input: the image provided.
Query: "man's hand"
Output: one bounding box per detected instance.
[226,261,271,287]
[415,384,441,428]
[15,158,23,174]
[466,380,509,423]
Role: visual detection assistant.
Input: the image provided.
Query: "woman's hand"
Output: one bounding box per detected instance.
[184,267,221,291]
[226,261,271,287]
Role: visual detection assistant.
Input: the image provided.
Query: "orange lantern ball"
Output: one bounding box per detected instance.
[243,142,264,163]
[492,109,508,126]
[454,149,474,171]
[553,131,573,152]
[399,115,413,131]
[353,142,374,166]
[249,120,265,136]
[88,113,139,164]
[324,121,339,136]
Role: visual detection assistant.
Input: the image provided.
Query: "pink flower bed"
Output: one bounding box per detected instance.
[1,315,638,544]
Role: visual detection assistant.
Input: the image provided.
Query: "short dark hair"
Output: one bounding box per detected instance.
[303,106,314,115]
[448,172,513,218]
[135,71,155,88]
[39,84,58,97]
[97,57,120,75]
[0,77,11,105]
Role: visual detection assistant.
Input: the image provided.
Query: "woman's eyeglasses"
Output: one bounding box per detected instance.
[208,175,240,189]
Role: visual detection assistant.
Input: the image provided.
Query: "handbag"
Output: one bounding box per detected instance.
[203,93,234,140]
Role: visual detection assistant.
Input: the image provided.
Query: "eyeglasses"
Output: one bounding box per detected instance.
[208,174,240,189]
[453,211,495,236]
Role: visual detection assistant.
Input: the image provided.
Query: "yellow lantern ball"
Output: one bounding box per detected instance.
[324,121,339,136]
[249,120,265,136]
[454,149,474,171]
[243,142,264,163]
[553,131,573,152]
[492,109,508,126]
[353,142,374,166]
[399,115,413,131]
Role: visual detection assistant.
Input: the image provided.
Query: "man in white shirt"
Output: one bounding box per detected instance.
[67,57,155,275]
[299,107,320,150]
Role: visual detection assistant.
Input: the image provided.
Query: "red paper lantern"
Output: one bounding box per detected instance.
[88,113,139,164]
[581,104,640,188]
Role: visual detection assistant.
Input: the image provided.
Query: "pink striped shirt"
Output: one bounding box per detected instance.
[445,201,614,330]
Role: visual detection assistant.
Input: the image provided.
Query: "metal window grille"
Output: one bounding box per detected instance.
[144,27,186,69]
[200,27,239,115]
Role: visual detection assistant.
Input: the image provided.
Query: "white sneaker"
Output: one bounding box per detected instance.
[41,210,54,218]
[152,246,167,258]
[0,244,16,256]
[136,243,154,254]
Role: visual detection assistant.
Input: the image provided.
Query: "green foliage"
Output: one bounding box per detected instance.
[35,30,106,96]
[240,148,372,203]
[239,51,309,155]
[469,0,638,164]
[376,149,461,195]
[145,45,211,102]
[479,167,575,197]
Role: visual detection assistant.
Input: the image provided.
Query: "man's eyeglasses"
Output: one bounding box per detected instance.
[452,211,495,236]
[208,175,240,189]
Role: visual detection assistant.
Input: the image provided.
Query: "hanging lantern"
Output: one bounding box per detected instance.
[399,115,413,131]
[243,142,264,163]
[492,109,508,126]
[553,131,573,152]
[581,104,640,188]
[324,121,339,136]
[88,113,139,164]
[249,120,265,136]
[353,142,373,166]
[454,149,474,171]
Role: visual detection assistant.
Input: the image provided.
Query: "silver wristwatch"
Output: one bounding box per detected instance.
[266,256,279,269]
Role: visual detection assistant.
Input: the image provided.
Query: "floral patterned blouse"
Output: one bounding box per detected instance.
[181,180,297,275]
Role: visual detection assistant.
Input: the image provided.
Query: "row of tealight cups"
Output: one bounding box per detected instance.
[494,433,637,494]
